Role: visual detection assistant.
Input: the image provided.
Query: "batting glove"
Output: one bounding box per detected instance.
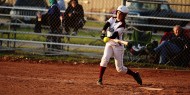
[100,33,106,40]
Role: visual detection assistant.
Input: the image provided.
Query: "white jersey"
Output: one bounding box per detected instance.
[100,17,128,73]
[106,17,126,46]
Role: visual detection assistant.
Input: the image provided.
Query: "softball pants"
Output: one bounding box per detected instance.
[100,43,128,73]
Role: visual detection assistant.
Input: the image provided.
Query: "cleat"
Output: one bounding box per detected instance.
[97,81,103,85]
[133,72,142,85]
[97,79,103,85]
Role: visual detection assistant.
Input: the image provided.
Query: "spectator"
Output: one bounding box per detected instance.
[151,25,190,64]
[64,0,85,36]
[34,0,62,49]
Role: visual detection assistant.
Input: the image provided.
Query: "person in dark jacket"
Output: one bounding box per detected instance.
[64,0,85,36]
[152,25,190,64]
[34,0,62,49]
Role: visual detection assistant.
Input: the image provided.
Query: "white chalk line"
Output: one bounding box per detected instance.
[139,87,164,91]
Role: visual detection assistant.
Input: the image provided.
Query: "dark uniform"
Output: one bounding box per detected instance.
[34,0,62,49]
[64,0,85,35]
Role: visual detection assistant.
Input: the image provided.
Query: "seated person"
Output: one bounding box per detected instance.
[34,0,62,49]
[34,0,61,33]
[152,25,190,64]
[64,0,85,36]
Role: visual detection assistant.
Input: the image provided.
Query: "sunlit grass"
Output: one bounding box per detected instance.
[85,21,105,28]
[0,21,162,55]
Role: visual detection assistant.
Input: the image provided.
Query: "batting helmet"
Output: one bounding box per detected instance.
[117,5,129,14]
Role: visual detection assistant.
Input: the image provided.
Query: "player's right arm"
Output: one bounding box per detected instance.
[100,20,111,39]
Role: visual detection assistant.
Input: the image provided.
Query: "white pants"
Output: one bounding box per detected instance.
[100,43,128,73]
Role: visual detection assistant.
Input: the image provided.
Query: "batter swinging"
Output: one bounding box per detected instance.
[97,5,142,85]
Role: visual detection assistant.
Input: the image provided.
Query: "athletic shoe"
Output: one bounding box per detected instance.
[133,72,142,85]
[97,79,103,85]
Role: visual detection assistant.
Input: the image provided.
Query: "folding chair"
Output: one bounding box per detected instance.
[132,30,152,46]
[126,28,152,62]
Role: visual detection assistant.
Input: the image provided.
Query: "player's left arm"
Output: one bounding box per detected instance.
[111,39,129,45]
[112,27,129,45]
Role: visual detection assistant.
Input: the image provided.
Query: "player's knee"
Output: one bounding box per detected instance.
[116,67,127,73]
[116,68,123,73]
[116,68,124,73]
[102,57,110,63]
[100,58,109,67]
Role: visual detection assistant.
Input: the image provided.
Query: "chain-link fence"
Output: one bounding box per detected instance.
[0,0,190,67]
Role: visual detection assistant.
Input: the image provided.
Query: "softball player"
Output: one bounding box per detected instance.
[97,5,142,85]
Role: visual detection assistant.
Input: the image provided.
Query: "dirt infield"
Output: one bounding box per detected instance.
[0,61,190,95]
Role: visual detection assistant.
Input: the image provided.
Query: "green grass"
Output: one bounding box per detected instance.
[85,21,105,28]
[2,22,181,69]
[0,24,163,55]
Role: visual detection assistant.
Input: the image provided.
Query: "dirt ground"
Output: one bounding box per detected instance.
[0,61,190,95]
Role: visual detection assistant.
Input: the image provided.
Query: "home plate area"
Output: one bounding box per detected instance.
[139,87,164,91]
